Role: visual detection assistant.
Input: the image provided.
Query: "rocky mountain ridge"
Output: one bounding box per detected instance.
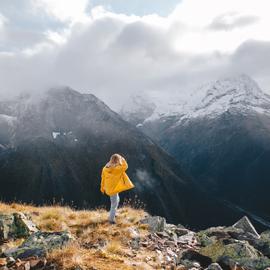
[0,203,269,270]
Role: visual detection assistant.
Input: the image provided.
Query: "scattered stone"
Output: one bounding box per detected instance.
[206,262,223,270]
[130,238,140,250]
[0,213,38,240]
[197,226,236,243]
[200,239,260,262]
[6,257,16,267]
[252,231,270,258]
[178,231,198,246]
[140,216,166,232]
[175,228,189,237]
[217,256,237,270]
[0,214,14,240]
[0,211,269,270]
[181,249,212,268]
[192,262,200,268]
[28,258,47,269]
[239,257,270,270]
[233,216,260,239]
[126,227,140,239]
[13,213,38,238]
[4,231,73,259]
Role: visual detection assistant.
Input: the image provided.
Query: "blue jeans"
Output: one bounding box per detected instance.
[109,194,120,222]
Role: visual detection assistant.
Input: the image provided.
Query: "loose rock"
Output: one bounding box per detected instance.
[140,216,166,232]
[0,213,38,240]
[206,262,223,270]
[233,216,260,239]
[4,231,73,259]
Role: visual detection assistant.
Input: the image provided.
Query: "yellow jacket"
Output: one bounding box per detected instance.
[100,159,134,196]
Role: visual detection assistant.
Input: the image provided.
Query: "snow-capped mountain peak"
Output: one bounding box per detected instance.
[122,75,270,127]
[181,74,270,122]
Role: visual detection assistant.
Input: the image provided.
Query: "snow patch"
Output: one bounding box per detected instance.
[52,132,60,139]
[0,114,17,125]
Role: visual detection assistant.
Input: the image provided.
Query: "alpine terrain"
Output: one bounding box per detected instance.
[121,74,270,228]
[0,87,240,229]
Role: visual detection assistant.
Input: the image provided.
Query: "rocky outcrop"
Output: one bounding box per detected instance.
[0,212,73,270]
[140,216,166,232]
[0,213,38,240]
[233,216,260,239]
[141,215,270,270]
[1,210,270,270]
[4,231,73,259]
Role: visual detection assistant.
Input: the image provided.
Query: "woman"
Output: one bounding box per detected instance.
[100,154,134,224]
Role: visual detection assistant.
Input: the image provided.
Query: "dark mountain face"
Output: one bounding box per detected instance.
[0,87,240,229]
[158,111,270,216]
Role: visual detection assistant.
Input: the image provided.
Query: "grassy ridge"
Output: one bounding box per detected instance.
[0,202,159,270]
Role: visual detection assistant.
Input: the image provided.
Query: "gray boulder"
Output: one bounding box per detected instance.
[140,216,166,232]
[0,214,14,240]
[250,231,270,258]
[0,212,38,240]
[233,216,260,239]
[180,249,212,268]
[239,257,270,270]
[206,263,223,270]
[13,213,38,238]
[4,231,73,259]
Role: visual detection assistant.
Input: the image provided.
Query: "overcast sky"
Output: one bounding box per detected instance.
[0,0,270,109]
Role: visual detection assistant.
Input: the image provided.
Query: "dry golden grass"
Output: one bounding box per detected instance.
[105,240,124,255]
[0,202,160,270]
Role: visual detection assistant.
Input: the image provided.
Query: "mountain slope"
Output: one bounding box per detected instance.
[0,87,240,229]
[121,75,270,227]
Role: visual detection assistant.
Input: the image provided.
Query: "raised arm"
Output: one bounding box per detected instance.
[121,157,128,171]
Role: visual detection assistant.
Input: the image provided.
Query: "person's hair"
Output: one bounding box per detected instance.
[106,153,122,167]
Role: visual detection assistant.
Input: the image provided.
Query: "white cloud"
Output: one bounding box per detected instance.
[0,0,270,109]
[46,30,68,45]
[170,0,270,54]
[32,0,90,23]
[0,13,7,27]
[209,13,259,31]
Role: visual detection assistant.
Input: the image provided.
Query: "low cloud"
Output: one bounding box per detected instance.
[135,169,157,192]
[0,0,270,109]
[209,13,259,31]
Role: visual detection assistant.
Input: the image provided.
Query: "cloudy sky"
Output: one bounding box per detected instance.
[0,0,270,109]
